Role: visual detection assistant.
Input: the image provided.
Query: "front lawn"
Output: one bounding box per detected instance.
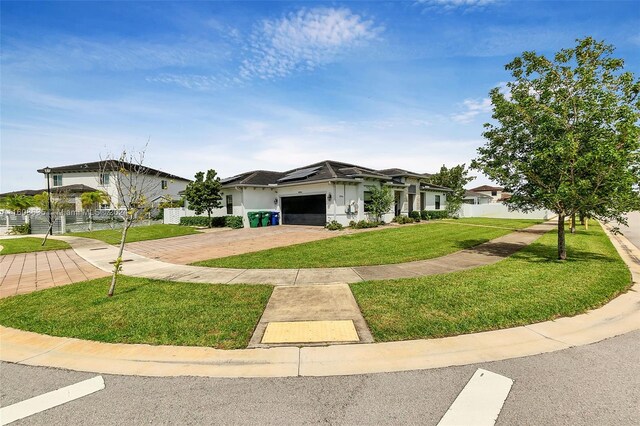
[445,218,544,229]
[0,276,272,349]
[350,221,631,341]
[67,224,201,245]
[0,237,71,255]
[193,219,535,269]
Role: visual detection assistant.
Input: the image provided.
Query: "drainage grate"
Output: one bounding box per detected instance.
[89,247,108,251]
[108,259,134,264]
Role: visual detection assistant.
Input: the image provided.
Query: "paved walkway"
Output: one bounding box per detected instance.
[0,249,108,299]
[0,223,638,377]
[48,221,556,286]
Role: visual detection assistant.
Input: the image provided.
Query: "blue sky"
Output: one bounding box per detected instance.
[1,0,639,192]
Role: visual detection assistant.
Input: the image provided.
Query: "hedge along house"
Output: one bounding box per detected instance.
[212,160,452,227]
[37,161,191,211]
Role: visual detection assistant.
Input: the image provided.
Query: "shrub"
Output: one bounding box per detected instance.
[420,210,429,220]
[179,215,244,228]
[325,220,344,231]
[425,210,449,220]
[409,211,421,222]
[351,220,379,229]
[180,216,211,227]
[392,215,415,224]
[225,216,244,229]
[9,223,30,235]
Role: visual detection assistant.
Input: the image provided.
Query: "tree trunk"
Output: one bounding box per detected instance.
[570,212,576,234]
[557,214,567,260]
[579,212,585,225]
[108,216,130,297]
[208,211,212,228]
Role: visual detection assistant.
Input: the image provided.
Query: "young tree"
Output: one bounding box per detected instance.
[472,37,640,260]
[183,170,222,227]
[81,190,110,231]
[365,185,394,222]
[428,164,474,216]
[101,146,166,296]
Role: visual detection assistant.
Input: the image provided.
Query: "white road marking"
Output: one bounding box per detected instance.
[0,376,105,425]
[438,368,513,426]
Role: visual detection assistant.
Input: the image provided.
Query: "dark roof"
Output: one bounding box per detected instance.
[37,161,191,182]
[464,190,493,198]
[221,170,285,186]
[470,185,504,192]
[420,183,453,192]
[0,184,98,197]
[377,168,429,179]
[218,160,454,192]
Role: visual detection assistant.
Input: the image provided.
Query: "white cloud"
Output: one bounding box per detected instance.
[451,98,492,123]
[416,0,499,11]
[240,7,382,80]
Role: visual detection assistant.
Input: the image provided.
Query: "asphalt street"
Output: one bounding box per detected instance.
[1,213,639,425]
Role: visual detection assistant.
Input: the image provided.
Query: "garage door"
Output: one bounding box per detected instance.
[281,195,326,226]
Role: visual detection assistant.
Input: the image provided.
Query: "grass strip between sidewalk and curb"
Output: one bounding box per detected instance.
[0,276,273,349]
[0,237,71,255]
[66,224,201,245]
[192,218,543,269]
[350,221,632,342]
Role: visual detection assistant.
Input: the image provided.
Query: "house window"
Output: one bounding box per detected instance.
[161,180,168,190]
[435,195,441,210]
[491,190,497,196]
[99,173,109,186]
[363,191,372,211]
[226,195,233,215]
[52,174,63,187]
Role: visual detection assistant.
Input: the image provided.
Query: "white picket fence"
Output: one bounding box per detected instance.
[163,207,205,224]
[458,203,554,220]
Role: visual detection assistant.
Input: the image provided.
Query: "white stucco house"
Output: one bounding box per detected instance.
[463,190,493,205]
[199,160,452,227]
[37,161,190,211]
[468,185,511,203]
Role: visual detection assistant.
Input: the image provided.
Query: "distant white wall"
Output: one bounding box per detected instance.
[458,203,554,219]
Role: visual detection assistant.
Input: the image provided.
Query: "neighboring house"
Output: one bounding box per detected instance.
[468,185,511,203]
[36,161,190,210]
[463,190,493,205]
[203,160,452,227]
[0,184,98,212]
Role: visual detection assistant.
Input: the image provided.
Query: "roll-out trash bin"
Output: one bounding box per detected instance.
[259,211,271,227]
[271,211,280,226]
[248,212,260,228]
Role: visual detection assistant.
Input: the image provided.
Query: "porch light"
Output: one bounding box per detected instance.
[274,198,278,205]
[327,193,332,202]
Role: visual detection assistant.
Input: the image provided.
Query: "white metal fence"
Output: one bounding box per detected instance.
[457,204,554,220]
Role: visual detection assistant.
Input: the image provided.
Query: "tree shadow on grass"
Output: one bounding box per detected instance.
[510,244,615,264]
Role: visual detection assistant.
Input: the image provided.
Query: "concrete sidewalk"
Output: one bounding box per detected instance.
[0,223,637,378]
[48,222,556,286]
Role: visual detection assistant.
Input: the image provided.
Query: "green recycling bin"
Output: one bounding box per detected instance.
[248,212,260,228]
[259,211,271,227]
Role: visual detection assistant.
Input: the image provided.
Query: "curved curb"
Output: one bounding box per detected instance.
[1,225,638,378]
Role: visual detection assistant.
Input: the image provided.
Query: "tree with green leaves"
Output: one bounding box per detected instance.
[81,190,111,231]
[428,164,474,216]
[365,185,394,222]
[0,194,34,212]
[184,170,222,227]
[472,37,640,260]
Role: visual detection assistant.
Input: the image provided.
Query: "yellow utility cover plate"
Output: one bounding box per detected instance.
[262,320,359,344]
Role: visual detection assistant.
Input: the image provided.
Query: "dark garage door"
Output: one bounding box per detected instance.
[281,195,326,226]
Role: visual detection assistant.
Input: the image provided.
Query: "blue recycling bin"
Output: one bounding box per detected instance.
[271,211,280,225]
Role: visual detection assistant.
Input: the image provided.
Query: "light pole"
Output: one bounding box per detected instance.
[43,166,53,235]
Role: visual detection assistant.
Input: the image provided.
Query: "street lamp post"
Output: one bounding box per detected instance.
[43,167,53,236]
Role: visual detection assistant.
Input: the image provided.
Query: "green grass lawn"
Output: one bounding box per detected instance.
[67,224,201,245]
[0,237,71,255]
[350,221,631,342]
[193,219,539,269]
[444,218,544,229]
[0,276,272,349]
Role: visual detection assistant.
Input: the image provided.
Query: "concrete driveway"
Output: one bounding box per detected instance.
[125,225,341,264]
